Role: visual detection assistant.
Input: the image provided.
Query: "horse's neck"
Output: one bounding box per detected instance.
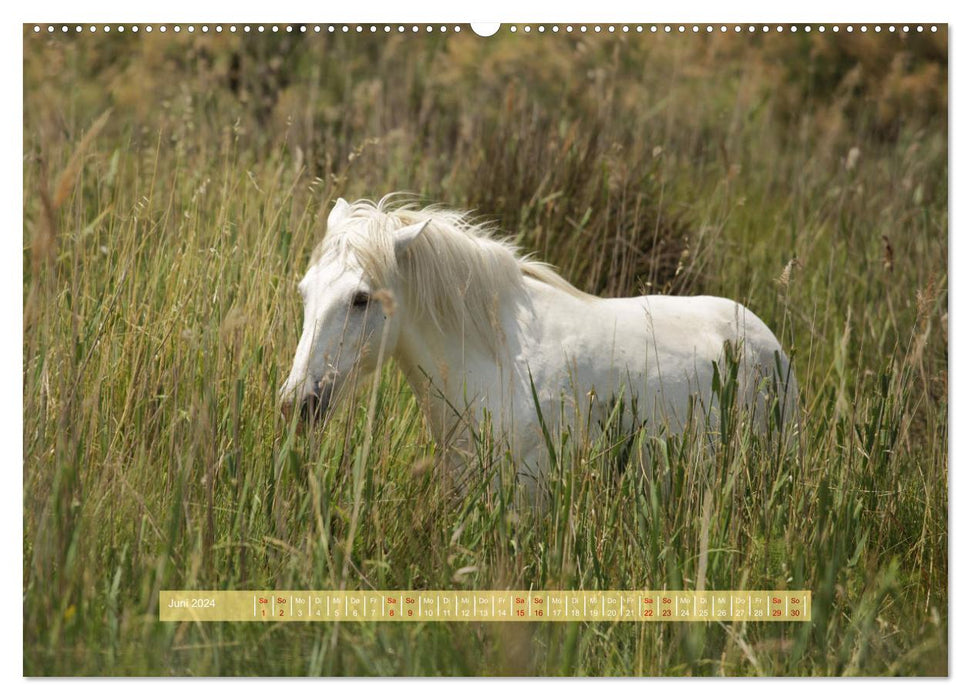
[392,295,523,446]
[392,278,590,448]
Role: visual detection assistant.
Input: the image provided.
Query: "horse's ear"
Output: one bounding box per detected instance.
[394,220,430,257]
[327,198,351,232]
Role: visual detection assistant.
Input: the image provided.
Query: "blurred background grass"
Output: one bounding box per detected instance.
[23,25,947,675]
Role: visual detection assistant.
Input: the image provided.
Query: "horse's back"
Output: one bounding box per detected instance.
[594,293,799,433]
[513,286,800,484]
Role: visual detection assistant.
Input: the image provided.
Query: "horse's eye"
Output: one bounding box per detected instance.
[352,291,370,308]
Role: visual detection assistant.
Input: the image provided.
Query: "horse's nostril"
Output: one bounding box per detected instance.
[299,393,320,422]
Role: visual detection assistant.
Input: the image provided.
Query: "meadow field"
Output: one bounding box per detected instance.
[23,25,947,675]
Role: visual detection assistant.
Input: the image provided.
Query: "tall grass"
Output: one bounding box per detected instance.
[23,27,947,675]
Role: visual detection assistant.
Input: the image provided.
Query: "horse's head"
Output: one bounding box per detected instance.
[279,198,428,424]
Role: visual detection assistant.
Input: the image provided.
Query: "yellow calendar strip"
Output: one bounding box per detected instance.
[160,590,811,622]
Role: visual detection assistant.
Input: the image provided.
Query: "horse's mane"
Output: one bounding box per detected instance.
[310,195,592,351]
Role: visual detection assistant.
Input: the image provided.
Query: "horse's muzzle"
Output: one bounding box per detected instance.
[281,380,333,426]
[298,391,326,422]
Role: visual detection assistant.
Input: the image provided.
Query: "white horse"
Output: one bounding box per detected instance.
[280,196,799,491]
